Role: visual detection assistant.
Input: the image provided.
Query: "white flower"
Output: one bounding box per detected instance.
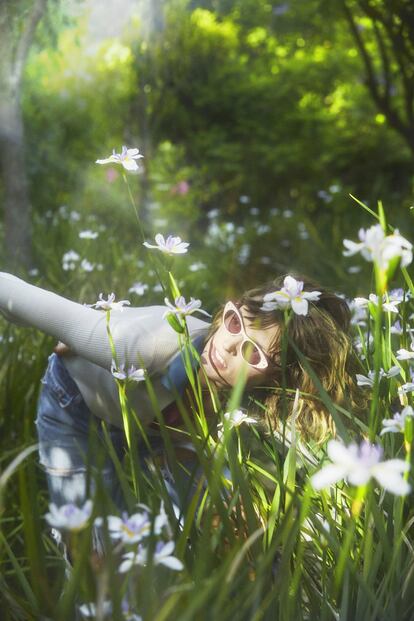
[62,250,80,271]
[163,296,210,318]
[217,409,257,440]
[105,511,152,544]
[224,409,257,428]
[356,367,399,386]
[70,210,81,222]
[311,439,410,496]
[380,406,414,436]
[398,382,414,395]
[389,288,407,302]
[111,361,145,383]
[154,501,170,534]
[128,282,148,296]
[356,370,384,387]
[62,250,80,263]
[45,500,93,531]
[78,601,113,619]
[100,504,169,547]
[119,541,183,573]
[396,343,414,361]
[261,276,321,316]
[391,320,404,335]
[349,300,368,326]
[79,230,99,240]
[80,259,95,272]
[89,293,130,312]
[189,262,206,272]
[353,293,401,314]
[96,146,143,172]
[386,365,402,378]
[143,234,189,255]
[343,224,412,271]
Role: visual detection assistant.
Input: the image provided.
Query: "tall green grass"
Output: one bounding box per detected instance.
[1,201,413,621]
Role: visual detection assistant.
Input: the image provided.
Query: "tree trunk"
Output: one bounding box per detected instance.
[132,0,166,227]
[0,89,32,272]
[0,0,47,273]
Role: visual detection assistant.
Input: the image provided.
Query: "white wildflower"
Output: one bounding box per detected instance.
[356,370,383,387]
[105,510,152,545]
[353,293,401,313]
[80,259,95,272]
[62,250,80,271]
[45,500,92,531]
[396,343,414,361]
[96,146,143,172]
[78,601,113,619]
[398,382,414,395]
[163,296,210,319]
[79,230,99,240]
[89,293,130,312]
[189,262,206,272]
[111,361,145,383]
[223,409,257,428]
[343,224,412,271]
[261,275,321,316]
[217,408,257,440]
[381,406,414,436]
[311,439,410,496]
[128,282,148,296]
[119,540,183,573]
[143,234,189,255]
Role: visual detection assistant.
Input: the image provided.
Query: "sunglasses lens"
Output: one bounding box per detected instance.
[241,341,262,366]
[224,309,242,334]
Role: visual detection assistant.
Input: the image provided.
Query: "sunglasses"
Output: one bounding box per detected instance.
[222,301,271,370]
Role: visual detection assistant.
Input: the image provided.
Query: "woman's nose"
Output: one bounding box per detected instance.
[223,334,242,356]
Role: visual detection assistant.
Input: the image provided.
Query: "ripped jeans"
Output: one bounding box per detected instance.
[35,353,203,516]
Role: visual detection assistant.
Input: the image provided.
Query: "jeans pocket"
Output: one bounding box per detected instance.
[40,354,83,409]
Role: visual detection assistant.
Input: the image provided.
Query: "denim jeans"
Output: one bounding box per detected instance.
[36,353,127,511]
[35,353,204,515]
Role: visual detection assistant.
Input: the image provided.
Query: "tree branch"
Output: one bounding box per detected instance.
[372,20,391,107]
[358,0,414,134]
[341,0,409,140]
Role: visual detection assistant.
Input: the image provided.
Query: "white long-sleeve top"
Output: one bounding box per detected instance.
[0,273,210,427]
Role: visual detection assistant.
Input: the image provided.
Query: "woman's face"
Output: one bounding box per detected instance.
[200,305,279,388]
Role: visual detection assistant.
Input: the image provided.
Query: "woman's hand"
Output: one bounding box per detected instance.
[53,341,71,356]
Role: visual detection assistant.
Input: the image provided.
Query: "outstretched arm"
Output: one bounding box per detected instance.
[0,272,156,372]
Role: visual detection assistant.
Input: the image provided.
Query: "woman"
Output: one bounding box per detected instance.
[0,271,363,514]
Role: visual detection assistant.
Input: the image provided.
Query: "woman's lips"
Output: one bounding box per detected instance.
[210,342,227,371]
[202,339,231,388]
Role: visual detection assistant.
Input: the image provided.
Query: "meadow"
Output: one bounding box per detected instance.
[1,1,414,620]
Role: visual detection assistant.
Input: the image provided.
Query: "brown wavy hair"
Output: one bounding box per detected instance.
[208,274,366,446]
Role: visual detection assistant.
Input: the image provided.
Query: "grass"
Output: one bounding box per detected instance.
[0,204,414,621]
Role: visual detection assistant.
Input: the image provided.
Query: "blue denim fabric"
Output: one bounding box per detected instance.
[35,353,127,509]
[35,353,205,516]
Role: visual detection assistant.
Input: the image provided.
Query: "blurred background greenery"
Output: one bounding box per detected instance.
[1,0,413,305]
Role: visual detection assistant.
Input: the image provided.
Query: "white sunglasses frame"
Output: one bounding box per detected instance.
[222,301,270,370]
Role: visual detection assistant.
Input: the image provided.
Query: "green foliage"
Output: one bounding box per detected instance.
[17,0,413,293]
[2,3,414,618]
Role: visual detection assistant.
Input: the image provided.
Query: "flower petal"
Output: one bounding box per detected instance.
[373,469,411,496]
[158,556,184,571]
[291,297,308,316]
[311,464,348,490]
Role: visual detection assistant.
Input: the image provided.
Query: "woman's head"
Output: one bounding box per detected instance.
[200,299,281,389]
[200,274,365,444]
